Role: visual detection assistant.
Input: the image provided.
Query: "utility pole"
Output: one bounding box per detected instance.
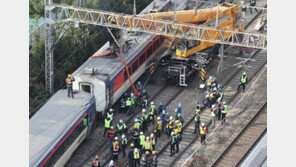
[219,28,225,74]
[133,0,137,17]
[45,0,54,93]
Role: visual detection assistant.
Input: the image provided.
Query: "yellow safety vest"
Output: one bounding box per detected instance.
[200,127,207,135]
[140,135,145,145]
[157,121,162,130]
[134,151,140,159]
[105,119,111,128]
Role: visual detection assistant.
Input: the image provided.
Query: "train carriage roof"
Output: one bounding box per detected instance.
[29,90,94,166]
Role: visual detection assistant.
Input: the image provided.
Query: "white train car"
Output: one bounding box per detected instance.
[29,90,95,167]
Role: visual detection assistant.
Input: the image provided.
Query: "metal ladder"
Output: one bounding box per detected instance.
[179,66,187,86]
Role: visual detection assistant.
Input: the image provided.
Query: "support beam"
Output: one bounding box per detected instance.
[52,3,267,50]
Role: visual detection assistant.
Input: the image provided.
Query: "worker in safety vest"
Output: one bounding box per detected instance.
[200,122,208,144]
[111,136,119,151]
[170,132,176,157]
[142,109,149,132]
[65,74,75,98]
[141,151,150,167]
[141,98,148,109]
[142,137,152,154]
[141,89,148,100]
[206,76,213,91]
[116,119,127,135]
[136,81,142,92]
[175,120,182,141]
[150,133,156,150]
[121,134,127,157]
[249,0,258,14]
[193,110,201,134]
[176,113,184,125]
[108,126,115,139]
[217,99,223,120]
[133,148,141,167]
[134,118,141,130]
[139,132,145,152]
[109,160,115,167]
[106,108,114,121]
[151,150,158,167]
[131,92,136,107]
[174,129,181,154]
[128,143,135,167]
[149,102,156,124]
[119,98,126,113]
[92,155,101,167]
[211,104,217,128]
[167,116,174,136]
[132,125,140,148]
[155,117,162,138]
[202,91,211,108]
[238,72,248,92]
[104,116,112,138]
[195,100,201,110]
[113,141,120,161]
[126,97,132,115]
[222,101,228,124]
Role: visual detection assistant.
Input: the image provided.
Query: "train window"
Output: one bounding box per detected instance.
[147,46,152,58]
[132,61,138,73]
[154,40,159,50]
[139,53,146,65]
[81,84,91,93]
[124,70,128,81]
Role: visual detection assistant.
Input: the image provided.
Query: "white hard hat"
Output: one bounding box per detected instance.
[243,72,246,75]
[135,118,138,122]
[150,133,154,137]
[110,126,114,129]
[146,136,149,140]
[212,104,215,109]
[157,117,160,120]
[135,148,138,152]
[201,122,205,127]
[107,115,111,118]
[119,119,123,123]
[169,116,173,120]
[209,76,212,79]
[142,109,146,112]
[131,93,134,96]
[140,131,143,135]
[109,108,113,112]
[171,132,175,136]
[151,101,154,105]
[115,137,118,140]
[122,135,125,139]
[213,87,217,91]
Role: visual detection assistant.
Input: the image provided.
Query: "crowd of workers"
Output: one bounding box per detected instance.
[86,71,248,167]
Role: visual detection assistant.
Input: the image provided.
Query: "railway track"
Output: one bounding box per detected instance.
[211,101,267,167]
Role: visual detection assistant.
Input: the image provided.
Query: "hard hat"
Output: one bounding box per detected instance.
[162,110,166,114]
[135,148,138,152]
[110,126,114,129]
[151,101,154,105]
[218,84,221,87]
[115,137,118,140]
[196,100,199,103]
[157,117,160,120]
[159,102,162,105]
[142,109,146,113]
[140,131,143,135]
[169,116,173,120]
[178,113,181,116]
[121,98,124,102]
[223,101,227,104]
[209,76,212,79]
[174,129,179,134]
[150,133,154,137]
[115,141,118,145]
[134,125,137,129]
[212,104,215,109]
[166,112,170,115]
[146,151,150,155]
[122,135,125,139]
[175,108,178,112]
[107,115,111,118]
[213,77,216,80]
[152,150,156,154]
[175,120,179,123]
[201,122,205,127]
[127,97,130,100]
[135,118,138,122]
[171,132,175,136]
[68,74,71,77]
[179,103,182,106]
[142,89,146,93]
[137,81,141,84]
[95,155,99,159]
[119,119,123,123]
[131,143,134,147]
[109,160,114,165]
[146,137,150,140]
[213,87,217,91]
[131,93,134,96]
[110,108,114,112]
[243,72,246,75]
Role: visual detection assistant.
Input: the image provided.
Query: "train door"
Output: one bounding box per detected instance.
[108,83,115,108]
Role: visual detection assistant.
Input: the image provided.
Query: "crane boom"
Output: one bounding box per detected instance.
[52,3,267,50]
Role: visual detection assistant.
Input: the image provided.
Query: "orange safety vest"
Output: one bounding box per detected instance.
[93,159,99,166]
[113,144,119,151]
[66,78,72,84]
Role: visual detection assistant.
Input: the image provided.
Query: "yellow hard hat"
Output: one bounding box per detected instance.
[146,151,150,155]
[175,120,179,123]
[95,155,99,159]
[134,125,137,129]
[115,141,119,145]
[68,74,71,77]
[174,129,179,134]
[131,143,134,147]
[152,150,156,154]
